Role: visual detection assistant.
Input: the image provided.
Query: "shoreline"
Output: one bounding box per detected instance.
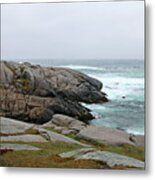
[0,61,145,169]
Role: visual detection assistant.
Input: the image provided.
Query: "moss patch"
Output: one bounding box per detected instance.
[24,128,40,135]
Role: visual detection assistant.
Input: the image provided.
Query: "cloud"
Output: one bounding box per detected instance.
[1,1,144,60]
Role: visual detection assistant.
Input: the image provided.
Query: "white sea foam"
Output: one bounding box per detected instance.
[58,63,144,135]
[58,64,104,71]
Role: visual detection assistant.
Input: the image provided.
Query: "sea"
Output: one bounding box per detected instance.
[16,59,145,135]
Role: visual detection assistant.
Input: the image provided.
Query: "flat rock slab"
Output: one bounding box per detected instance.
[37,128,91,147]
[60,148,144,169]
[78,126,134,146]
[1,134,47,142]
[76,151,144,169]
[0,143,40,151]
[0,117,34,135]
[60,148,96,158]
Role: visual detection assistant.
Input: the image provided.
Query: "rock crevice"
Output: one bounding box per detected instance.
[0,61,108,124]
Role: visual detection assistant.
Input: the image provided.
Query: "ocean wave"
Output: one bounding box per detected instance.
[59,63,144,135]
[57,64,104,71]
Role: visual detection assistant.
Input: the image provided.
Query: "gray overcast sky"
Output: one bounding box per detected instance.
[1,1,144,60]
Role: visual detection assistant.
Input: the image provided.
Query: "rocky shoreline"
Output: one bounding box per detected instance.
[0,61,108,123]
[0,61,144,169]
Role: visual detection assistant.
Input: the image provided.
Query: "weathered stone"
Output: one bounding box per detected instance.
[1,134,47,143]
[0,143,40,151]
[129,134,145,147]
[51,115,73,127]
[0,61,109,124]
[36,127,90,147]
[0,61,108,103]
[42,114,86,135]
[76,151,144,169]
[77,125,135,146]
[42,122,57,129]
[53,126,66,133]
[61,129,78,135]
[44,114,86,133]
[0,117,34,135]
[60,148,95,158]
[29,107,54,124]
[59,148,144,169]
[0,89,93,123]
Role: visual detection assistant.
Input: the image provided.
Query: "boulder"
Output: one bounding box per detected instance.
[43,114,86,134]
[77,125,135,146]
[50,114,85,127]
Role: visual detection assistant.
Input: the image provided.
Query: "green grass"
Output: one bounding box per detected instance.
[0,141,109,169]
[0,128,144,168]
[45,127,145,161]
[0,141,142,169]
[93,143,145,161]
[24,128,40,135]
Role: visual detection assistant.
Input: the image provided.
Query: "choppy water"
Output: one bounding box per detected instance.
[16,59,145,135]
[57,60,145,135]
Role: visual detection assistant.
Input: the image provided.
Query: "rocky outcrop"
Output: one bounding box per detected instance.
[0,61,108,124]
[0,89,93,124]
[0,61,108,103]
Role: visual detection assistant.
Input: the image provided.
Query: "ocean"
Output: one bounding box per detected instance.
[15,59,145,135]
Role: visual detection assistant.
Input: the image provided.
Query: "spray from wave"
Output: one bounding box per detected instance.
[59,61,144,135]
